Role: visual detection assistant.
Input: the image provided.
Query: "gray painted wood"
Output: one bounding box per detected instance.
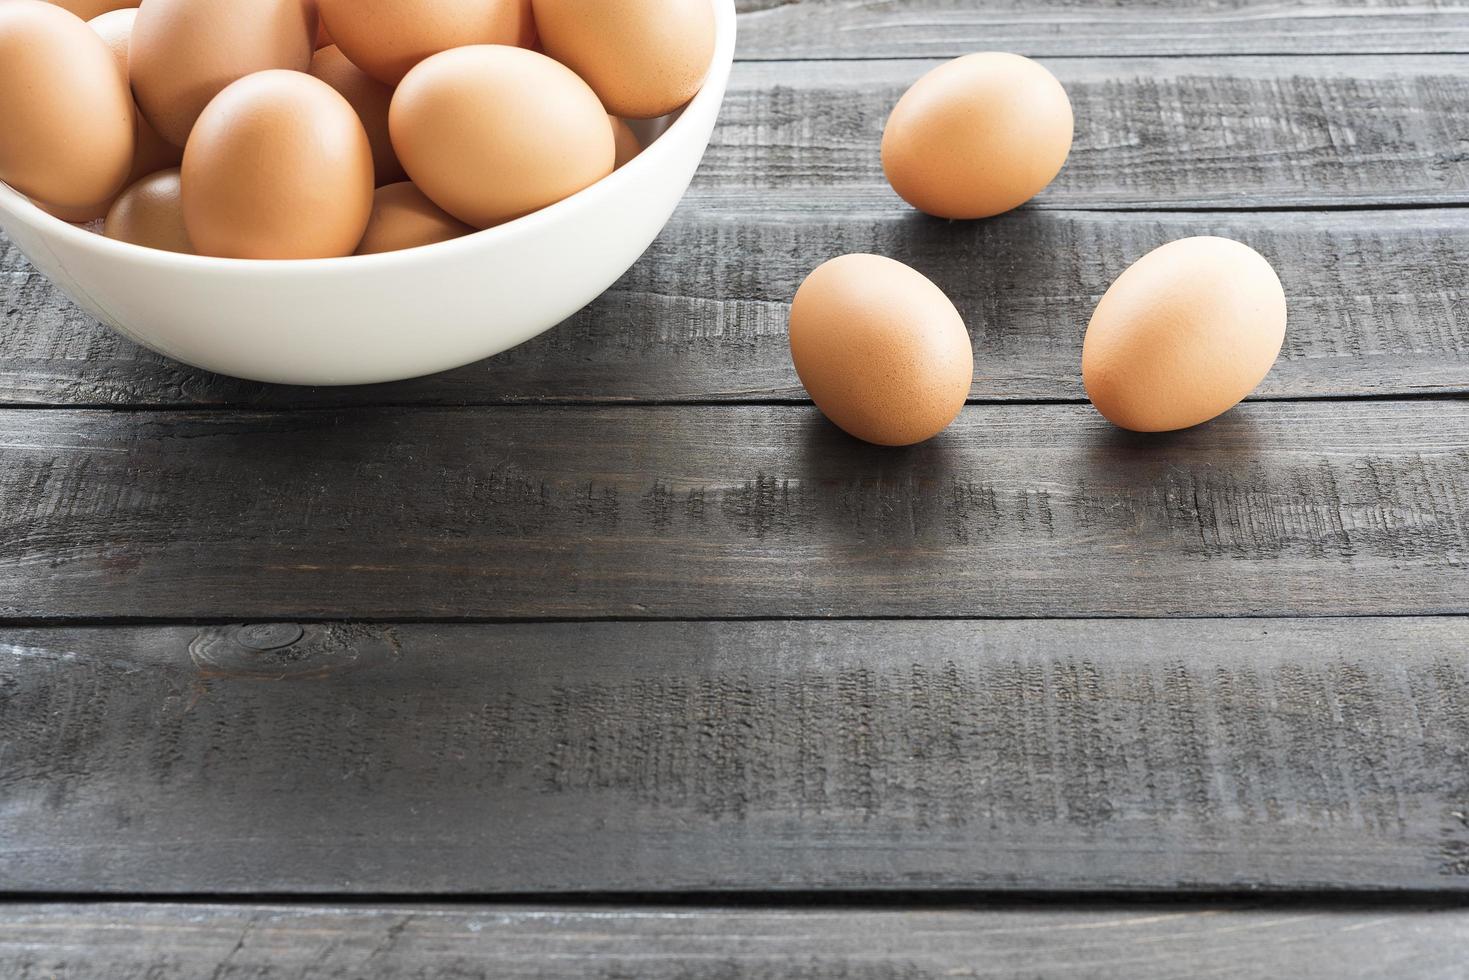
[4,207,1466,407]
[734,0,1469,59]
[3,901,1468,978]
[696,57,1469,211]
[1,618,1466,893]
[0,402,1464,620]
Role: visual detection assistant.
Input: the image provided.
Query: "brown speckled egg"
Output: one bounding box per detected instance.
[1082,237,1287,432]
[355,182,474,254]
[610,116,642,169]
[130,0,316,147]
[46,0,132,18]
[310,44,405,186]
[319,0,535,85]
[789,254,973,447]
[882,52,1072,219]
[391,45,613,229]
[0,1,134,210]
[104,168,194,254]
[182,70,374,259]
[533,0,713,119]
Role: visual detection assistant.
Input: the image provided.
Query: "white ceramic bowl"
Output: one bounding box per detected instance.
[0,0,735,386]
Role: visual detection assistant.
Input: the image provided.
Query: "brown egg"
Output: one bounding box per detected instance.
[182,70,374,259]
[1082,237,1288,432]
[41,6,181,225]
[46,0,132,17]
[882,52,1072,219]
[319,0,535,85]
[0,1,134,211]
[103,168,193,254]
[789,254,973,447]
[130,0,316,147]
[91,10,185,176]
[611,116,643,169]
[355,182,474,255]
[310,44,404,186]
[533,0,714,119]
[38,199,108,224]
[391,45,613,229]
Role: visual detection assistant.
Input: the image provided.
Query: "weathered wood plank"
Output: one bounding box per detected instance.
[696,57,1469,211]
[5,208,1466,407]
[1,402,1464,620]
[733,0,1469,59]
[3,901,1468,978]
[1,619,1466,893]
[5,56,1466,406]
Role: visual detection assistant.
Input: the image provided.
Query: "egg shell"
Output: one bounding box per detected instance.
[882,52,1072,220]
[104,168,193,254]
[533,0,713,119]
[91,10,186,176]
[319,0,535,85]
[1082,237,1287,432]
[310,44,405,186]
[130,0,317,147]
[789,254,974,447]
[38,199,108,225]
[391,45,614,229]
[355,182,474,255]
[0,1,134,210]
[42,7,189,224]
[46,0,132,18]
[181,70,374,259]
[610,116,643,169]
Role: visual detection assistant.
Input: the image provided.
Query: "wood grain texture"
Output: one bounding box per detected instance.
[1,618,1466,893]
[3,901,1468,978]
[4,208,1466,407]
[734,0,1469,59]
[4,56,1467,407]
[2,620,1469,899]
[696,57,1469,211]
[1,402,1465,620]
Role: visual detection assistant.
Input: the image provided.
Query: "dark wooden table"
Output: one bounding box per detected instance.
[3,1,1468,975]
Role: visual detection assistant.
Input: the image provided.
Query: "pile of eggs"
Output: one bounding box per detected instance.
[790,52,1289,440]
[0,0,714,257]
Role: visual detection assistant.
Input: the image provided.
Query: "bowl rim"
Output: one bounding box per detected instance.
[0,0,737,277]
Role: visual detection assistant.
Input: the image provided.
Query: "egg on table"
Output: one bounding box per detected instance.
[182,70,374,259]
[882,52,1072,219]
[130,0,318,147]
[390,45,614,229]
[533,0,714,119]
[104,168,193,254]
[0,0,134,211]
[355,182,473,255]
[1082,237,1288,432]
[789,253,974,447]
[319,0,536,85]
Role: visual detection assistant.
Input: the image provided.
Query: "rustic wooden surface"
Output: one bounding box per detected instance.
[731,0,1469,58]
[5,207,1467,407]
[1,0,1466,974]
[1,402,1465,619]
[3,902,1468,979]
[3,620,1467,893]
